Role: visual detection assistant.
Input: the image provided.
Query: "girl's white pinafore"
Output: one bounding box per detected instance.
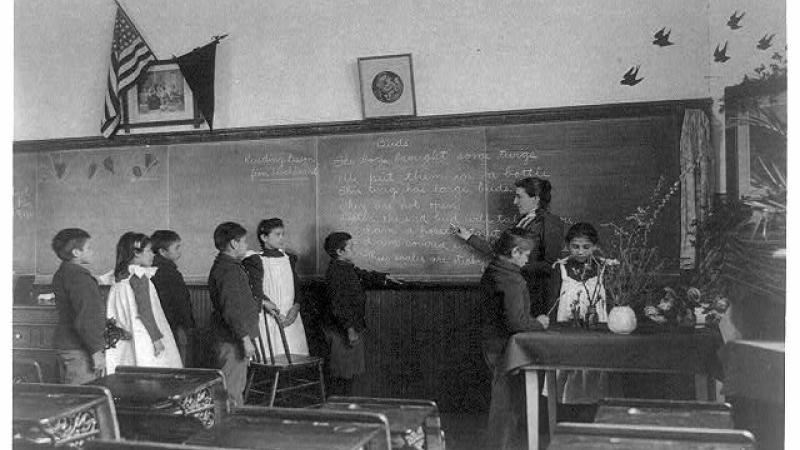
[257,252,309,356]
[105,265,183,374]
[550,261,609,404]
[556,263,609,323]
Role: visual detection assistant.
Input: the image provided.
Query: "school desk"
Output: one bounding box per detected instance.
[319,396,445,450]
[494,325,723,450]
[184,405,392,449]
[13,383,120,447]
[547,422,755,450]
[593,397,733,429]
[87,366,227,443]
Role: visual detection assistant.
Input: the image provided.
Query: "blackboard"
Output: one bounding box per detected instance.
[13,153,37,274]
[15,101,690,281]
[34,146,170,276]
[168,139,317,277]
[485,116,680,256]
[318,129,487,275]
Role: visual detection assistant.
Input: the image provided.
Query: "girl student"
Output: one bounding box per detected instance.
[549,222,615,414]
[243,218,309,357]
[105,232,182,374]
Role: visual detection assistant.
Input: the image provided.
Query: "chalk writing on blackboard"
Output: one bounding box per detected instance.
[245,151,317,182]
[14,186,34,220]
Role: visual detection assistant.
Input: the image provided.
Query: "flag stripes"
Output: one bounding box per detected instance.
[101,5,155,138]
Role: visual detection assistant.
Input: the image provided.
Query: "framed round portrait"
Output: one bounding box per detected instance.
[357,54,417,119]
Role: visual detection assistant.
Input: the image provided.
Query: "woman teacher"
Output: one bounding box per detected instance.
[453,177,565,316]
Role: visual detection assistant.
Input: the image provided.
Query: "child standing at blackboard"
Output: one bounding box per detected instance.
[208,222,259,407]
[105,232,182,374]
[323,232,402,395]
[150,230,195,366]
[243,218,309,356]
[51,228,106,384]
[550,222,611,417]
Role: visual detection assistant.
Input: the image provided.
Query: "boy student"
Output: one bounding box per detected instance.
[323,232,402,396]
[208,222,259,407]
[51,228,106,384]
[151,230,195,366]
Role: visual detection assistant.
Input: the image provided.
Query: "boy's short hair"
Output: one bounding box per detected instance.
[51,228,91,261]
[151,229,181,255]
[213,222,247,251]
[565,222,599,244]
[493,227,535,257]
[324,231,352,259]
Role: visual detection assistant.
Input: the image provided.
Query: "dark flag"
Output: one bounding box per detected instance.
[176,41,219,130]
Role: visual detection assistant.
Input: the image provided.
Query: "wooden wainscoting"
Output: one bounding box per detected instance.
[14,282,490,412]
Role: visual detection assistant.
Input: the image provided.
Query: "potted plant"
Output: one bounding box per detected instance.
[600,176,677,333]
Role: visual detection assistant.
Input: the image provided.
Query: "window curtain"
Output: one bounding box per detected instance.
[679,109,712,269]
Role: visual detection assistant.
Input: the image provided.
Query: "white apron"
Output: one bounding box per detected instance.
[105,265,183,374]
[551,261,609,403]
[556,263,608,323]
[257,252,309,356]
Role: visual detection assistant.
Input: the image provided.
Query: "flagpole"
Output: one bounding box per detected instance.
[113,0,159,59]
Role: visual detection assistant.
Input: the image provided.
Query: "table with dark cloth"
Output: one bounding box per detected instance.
[494,325,723,450]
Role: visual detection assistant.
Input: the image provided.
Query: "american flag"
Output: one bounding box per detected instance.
[101,5,156,138]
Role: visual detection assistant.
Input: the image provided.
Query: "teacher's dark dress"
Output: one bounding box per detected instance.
[467,208,565,317]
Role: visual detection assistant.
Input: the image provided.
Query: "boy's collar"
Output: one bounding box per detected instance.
[153,254,177,268]
[217,252,242,262]
[63,260,92,272]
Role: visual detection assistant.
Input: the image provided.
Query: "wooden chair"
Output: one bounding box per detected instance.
[13,357,43,384]
[595,397,734,429]
[243,308,326,407]
[549,422,756,450]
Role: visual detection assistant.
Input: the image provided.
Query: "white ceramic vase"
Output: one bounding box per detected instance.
[608,305,637,334]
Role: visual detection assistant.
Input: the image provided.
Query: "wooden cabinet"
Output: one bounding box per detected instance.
[13,306,62,383]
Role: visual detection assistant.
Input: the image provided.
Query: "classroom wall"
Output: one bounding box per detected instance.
[14,0,785,143]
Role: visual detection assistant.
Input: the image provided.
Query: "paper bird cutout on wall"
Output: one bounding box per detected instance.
[757,34,775,50]
[714,42,730,62]
[103,156,115,174]
[727,11,745,30]
[653,27,674,47]
[620,66,643,86]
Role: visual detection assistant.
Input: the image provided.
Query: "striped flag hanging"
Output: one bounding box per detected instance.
[101,4,156,138]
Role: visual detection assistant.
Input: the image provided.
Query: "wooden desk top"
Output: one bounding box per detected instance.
[594,405,733,429]
[88,370,221,409]
[186,415,384,450]
[14,390,108,423]
[548,434,752,449]
[320,401,435,432]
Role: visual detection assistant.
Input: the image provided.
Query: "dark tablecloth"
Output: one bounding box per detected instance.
[499,325,723,377]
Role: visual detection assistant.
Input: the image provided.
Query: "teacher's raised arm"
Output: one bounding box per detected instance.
[453,177,565,317]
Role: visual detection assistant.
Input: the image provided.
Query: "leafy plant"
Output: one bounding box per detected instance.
[600,175,679,309]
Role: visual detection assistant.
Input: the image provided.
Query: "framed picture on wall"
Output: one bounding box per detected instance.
[123,61,202,131]
[357,54,416,119]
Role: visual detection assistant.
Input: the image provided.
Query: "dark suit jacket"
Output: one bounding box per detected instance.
[467,208,564,317]
[151,255,195,332]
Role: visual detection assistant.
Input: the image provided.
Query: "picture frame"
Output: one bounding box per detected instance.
[357,54,416,119]
[123,61,203,131]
